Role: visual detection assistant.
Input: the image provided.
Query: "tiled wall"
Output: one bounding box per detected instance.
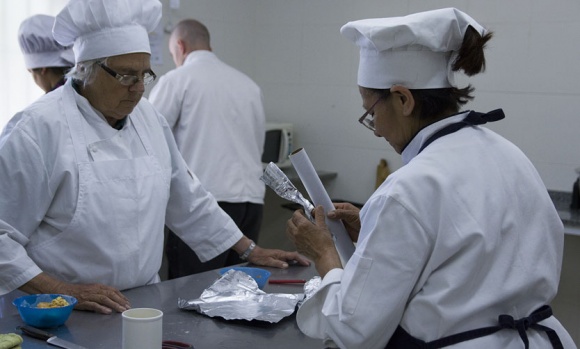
[252,0,580,204]
[151,0,580,203]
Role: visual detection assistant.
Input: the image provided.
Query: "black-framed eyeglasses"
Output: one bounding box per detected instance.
[97,62,156,86]
[358,93,389,131]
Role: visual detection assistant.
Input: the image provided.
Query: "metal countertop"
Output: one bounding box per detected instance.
[0,264,323,349]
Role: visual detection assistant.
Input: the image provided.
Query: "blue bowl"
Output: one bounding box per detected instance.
[12,294,77,328]
[219,267,271,289]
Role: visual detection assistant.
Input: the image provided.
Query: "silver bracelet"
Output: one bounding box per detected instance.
[239,241,256,261]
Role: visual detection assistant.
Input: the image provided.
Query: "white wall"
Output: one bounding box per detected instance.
[152,0,580,205]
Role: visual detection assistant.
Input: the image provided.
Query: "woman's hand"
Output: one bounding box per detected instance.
[233,236,310,268]
[286,206,342,277]
[20,273,130,314]
[246,246,310,268]
[327,202,361,242]
[57,282,131,314]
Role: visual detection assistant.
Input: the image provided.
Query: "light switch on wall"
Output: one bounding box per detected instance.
[169,0,180,10]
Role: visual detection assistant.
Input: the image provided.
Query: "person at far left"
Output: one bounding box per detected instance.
[18,14,74,93]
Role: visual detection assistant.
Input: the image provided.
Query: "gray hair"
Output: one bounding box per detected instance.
[66,57,109,87]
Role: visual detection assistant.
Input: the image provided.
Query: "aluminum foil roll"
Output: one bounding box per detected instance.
[260,162,315,221]
[178,270,304,323]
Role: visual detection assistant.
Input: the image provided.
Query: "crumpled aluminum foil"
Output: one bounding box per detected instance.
[303,276,322,302]
[296,276,321,308]
[260,162,315,221]
[178,270,304,323]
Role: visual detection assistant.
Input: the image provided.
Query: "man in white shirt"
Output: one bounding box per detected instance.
[149,19,266,278]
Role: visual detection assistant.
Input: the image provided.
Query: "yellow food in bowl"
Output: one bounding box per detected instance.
[37,296,70,308]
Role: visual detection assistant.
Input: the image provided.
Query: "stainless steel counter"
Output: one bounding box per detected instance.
[0,264,323,349]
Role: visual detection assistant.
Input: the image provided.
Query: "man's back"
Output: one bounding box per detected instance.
[150,50,265,203]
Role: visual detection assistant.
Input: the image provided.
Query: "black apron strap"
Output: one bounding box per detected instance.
[385,326,428,349]
[497,305,564,349]
[385,305,563,349]
[386,325,501,349]
[418,109,505,154]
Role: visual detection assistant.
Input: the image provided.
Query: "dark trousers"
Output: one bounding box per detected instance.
[164,202,263,280]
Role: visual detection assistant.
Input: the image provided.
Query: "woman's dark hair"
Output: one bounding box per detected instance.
[366,26,493,120]
[411,87,473,120]
[31,67,71,76]
[410,26,493,120]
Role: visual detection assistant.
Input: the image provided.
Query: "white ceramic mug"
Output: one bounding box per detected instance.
[122,308,163,349]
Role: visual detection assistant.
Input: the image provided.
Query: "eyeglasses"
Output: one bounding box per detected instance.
[97,62,156,86]
[358,93,389,131]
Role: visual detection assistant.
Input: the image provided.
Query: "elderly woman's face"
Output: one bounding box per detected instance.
[359,86,420,154]
[81,53,151,126]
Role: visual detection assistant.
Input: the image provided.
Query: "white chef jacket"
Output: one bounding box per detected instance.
[297,112,576,349]
[149,51,265,204]
[0,80,242,294]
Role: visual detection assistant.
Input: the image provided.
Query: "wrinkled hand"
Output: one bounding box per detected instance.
[327,202,361,242]
[247,246,310,269]
[20,273,130,315]
[286,206,342,277]
[57,283,131,315]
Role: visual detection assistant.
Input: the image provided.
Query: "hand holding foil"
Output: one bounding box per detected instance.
[260,162,315,221]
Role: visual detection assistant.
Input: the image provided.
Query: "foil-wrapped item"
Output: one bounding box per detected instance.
[260,162,315,221]
[178,270,304,323]
[303,276,322,302]
[297,276,322,308]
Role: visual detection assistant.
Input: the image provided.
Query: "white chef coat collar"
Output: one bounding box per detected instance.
[72,83,108,124]
[183,50,215,65]
[401,111,470,165]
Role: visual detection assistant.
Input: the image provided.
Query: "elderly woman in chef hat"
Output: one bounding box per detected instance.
[0,0,308,314]
[18,14,74,93]
[286,8,575,349]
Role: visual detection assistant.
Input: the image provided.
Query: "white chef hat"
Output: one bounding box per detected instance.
[18,14,75,70]
[53,0,162,63]
[340,8,487,89]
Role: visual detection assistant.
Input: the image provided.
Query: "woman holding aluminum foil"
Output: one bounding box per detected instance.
[286,8,575,349]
